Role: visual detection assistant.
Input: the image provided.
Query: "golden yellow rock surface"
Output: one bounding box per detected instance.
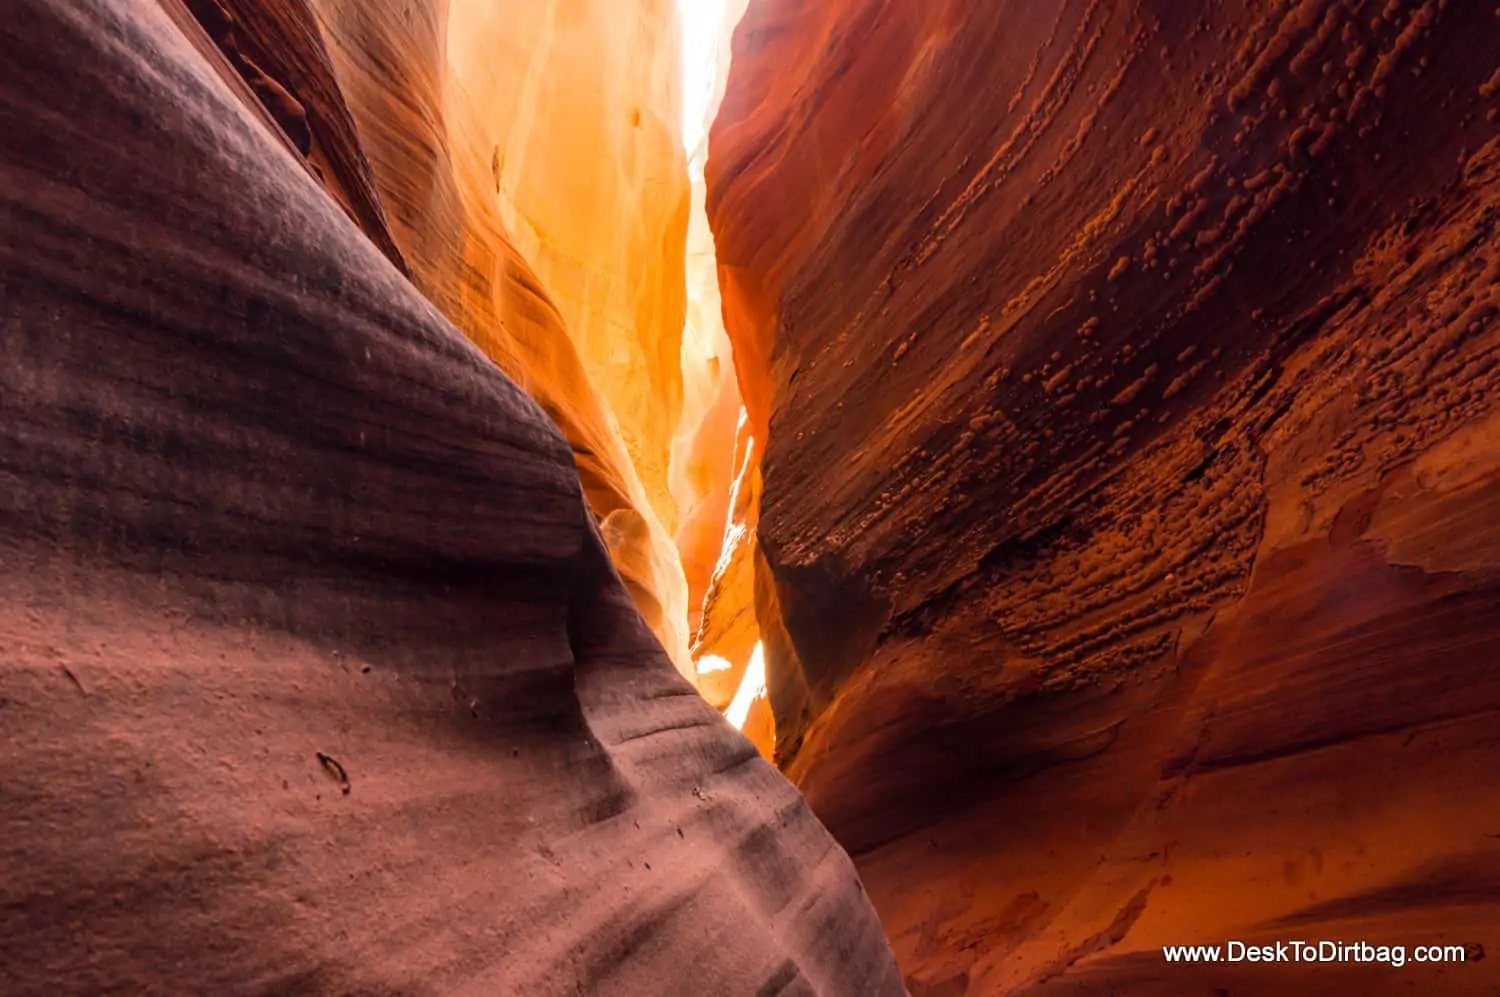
[307,0,693,670]
[673,0,756,690]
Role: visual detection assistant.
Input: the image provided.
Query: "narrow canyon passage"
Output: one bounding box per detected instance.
[2,1,1499,996]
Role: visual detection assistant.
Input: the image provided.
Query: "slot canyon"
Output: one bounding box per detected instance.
[2,0,1499,993]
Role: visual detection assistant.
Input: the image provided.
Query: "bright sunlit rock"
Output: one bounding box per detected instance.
[669,0,750,644]
[677,0,734,153]
[695,654,733,674]
[725,641,765,730]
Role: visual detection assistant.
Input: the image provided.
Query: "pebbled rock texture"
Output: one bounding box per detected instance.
[708,0,1500,993]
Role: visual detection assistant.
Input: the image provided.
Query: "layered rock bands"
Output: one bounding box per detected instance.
[707,0,1500,993]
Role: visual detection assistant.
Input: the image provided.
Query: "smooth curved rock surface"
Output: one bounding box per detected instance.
[673,173,742,642]
[708,0,1500,992]
[302,0,692,668]
[0,2,905,993]
[444,0,691,534]
[673,0,750,644]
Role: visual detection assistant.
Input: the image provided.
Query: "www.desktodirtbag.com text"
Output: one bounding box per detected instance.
[1162,940,1477,967]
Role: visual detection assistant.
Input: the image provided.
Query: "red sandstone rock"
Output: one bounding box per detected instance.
[0,2,905,993]
[709,0,1500,992]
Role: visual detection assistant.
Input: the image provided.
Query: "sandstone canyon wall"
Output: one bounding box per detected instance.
[708,0,1500,993]
[674,162,743,646]
[665,0,779,757]
[0,0,906,994]
[444,0,691,536]
[188,0,695,667]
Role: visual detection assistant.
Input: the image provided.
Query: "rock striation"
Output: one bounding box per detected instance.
[0,1,905,994]
[185,0,695,668]
[708,0,1500,992]
[444,0,692,540]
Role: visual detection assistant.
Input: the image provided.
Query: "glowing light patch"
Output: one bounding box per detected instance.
[677,0,734,152]
[695,654,733,675]
[725,641,766,730]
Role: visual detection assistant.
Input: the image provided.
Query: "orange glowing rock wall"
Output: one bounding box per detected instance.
[671,0,751,646]
[708,0,1500,993]
[301,0,693,668]
[673,170,742,641]
[446,0,690,531]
